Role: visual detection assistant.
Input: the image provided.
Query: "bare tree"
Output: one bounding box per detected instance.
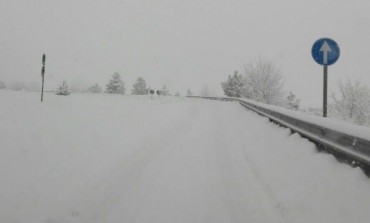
[243,57,285,105]
[331,79,370,125]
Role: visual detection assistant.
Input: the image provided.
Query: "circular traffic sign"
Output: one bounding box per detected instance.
[311,38,340,66]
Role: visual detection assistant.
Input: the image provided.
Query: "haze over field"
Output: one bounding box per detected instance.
[1,0,370,106]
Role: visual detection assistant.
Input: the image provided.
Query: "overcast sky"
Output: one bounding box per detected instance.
[1,0,370,106]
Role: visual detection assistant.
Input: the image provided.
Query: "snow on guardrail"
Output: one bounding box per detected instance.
[187,96,370,171]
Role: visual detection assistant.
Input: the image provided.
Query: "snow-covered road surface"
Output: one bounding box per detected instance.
[1,92,369,223]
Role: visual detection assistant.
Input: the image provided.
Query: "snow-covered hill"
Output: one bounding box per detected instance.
[0,91,369,223]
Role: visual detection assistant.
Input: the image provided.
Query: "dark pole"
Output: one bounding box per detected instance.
[323,65,328,117]
[41,54,46,102]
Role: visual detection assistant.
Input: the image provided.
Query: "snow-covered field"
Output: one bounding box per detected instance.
[1,91,369,223]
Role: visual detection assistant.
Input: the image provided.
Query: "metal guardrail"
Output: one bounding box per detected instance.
[188,96,370,171]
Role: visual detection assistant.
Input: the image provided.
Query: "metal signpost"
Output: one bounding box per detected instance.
[311,38,340,117]
[41,54,46,102]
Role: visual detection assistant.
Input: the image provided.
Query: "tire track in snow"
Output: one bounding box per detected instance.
[229,108,293,222]
[48,102,206,223]
[101,101,288,223]
[210,105,290,223]
[25,100,291,223]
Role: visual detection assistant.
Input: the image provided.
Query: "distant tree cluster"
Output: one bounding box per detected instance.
[221,57,286,105]
[50,71,191,99]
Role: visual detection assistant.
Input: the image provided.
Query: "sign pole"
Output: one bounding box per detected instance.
[311,38,340,118]
[323,65,328,117]
[41,54,46,102]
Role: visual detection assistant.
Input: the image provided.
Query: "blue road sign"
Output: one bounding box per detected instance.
[311,38,340,66]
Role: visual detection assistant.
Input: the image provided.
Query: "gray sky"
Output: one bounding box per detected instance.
[1,0,370,106]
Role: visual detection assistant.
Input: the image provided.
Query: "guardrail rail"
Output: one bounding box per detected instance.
[187,96,370,172]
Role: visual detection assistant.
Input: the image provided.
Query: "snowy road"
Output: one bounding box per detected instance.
[98,99,289,223]
[1,92,369,223]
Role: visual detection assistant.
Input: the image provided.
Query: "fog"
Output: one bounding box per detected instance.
[1,0,370,106]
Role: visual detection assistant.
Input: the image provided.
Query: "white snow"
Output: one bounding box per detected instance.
[1,91,370,223]
[236,97,370,140]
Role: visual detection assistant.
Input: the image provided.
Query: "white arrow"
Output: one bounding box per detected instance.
[320,41,332,65]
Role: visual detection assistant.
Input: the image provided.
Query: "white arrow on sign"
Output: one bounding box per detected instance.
[320,41,332,65]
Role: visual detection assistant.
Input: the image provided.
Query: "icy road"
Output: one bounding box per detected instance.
[0,92,369,223]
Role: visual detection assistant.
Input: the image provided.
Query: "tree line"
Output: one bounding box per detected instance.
[0,72,195,97]
[54,72,148,96]
[221,57,296,107]
[54,72,194,97]
[220,57,370,126]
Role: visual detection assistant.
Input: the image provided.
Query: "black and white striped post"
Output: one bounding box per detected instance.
[41,54,46,102]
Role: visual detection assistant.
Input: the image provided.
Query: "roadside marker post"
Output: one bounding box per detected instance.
[41,54,46,102]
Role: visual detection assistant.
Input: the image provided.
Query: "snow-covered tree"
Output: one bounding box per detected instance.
[132,77,149,95]
[55,81,71,96]
[175,91,181,97]
[0,81,6,89]
[88,83,102,93]
[105,72,125,94]
[221,71,245,97]
[243,57,285,105]
[286,92,300,111]
[186,88,193,96]
[331,79,370,125]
